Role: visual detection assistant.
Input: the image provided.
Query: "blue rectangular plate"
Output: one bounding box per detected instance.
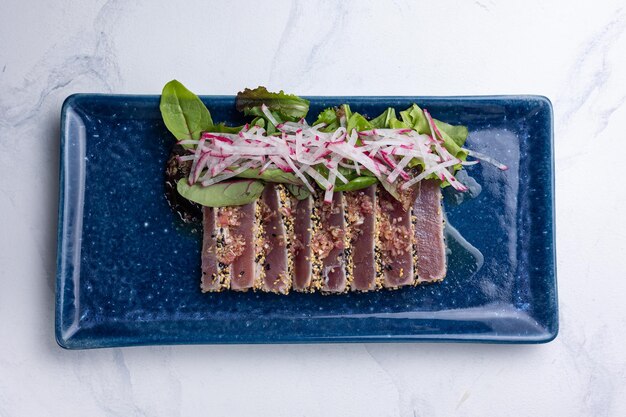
[56,94,557,349]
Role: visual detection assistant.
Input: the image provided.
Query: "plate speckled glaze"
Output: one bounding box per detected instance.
[56,94,557,349]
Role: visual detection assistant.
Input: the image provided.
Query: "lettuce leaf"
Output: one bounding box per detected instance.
[313,108,340,131]
[346,112,372,133]
[434,119,468,148]
[369,108,396,128]
[396,104,468,159]
[399,104,429,134]
[338,104,352,121]
[313,105,373,134]
[236,86,310,123]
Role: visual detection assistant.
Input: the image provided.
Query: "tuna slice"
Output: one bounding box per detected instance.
[221,203,257,291]
[200,207,221,292]
[292,196,313,291]
[346,186,377,291]
[413,179,446,282]
[313,192,347,293]
[378,188,415,288]
[259,184,290,293]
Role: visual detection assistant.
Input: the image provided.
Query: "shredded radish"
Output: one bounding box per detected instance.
[401,159,460,189]
[201,161,256,187]
[465,150,508,170]
[179,108,500,197]
[187,137,206,185]
[261,104,279,127]
[177,155,196,162]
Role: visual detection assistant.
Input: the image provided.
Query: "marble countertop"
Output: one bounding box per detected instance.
[1,0,625,416]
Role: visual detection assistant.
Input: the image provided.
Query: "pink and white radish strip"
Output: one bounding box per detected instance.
[465,150,508,170]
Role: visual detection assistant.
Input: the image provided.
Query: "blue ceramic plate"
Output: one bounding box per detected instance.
[56,94,557,349]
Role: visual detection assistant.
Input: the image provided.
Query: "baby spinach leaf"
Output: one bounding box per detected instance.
[286,184,311,200]
[177,178,264,207]
[237,168,304,185]
[209,122,243,134]
[160,80,213,140]
[338,166,358,181]
[334,176,378,192]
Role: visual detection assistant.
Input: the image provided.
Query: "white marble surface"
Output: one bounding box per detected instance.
[1,0,625,415]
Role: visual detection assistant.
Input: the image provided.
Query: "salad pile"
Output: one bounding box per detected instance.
[160,80,506,207]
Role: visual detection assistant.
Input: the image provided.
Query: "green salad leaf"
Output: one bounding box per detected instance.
[369,108,396,128]
[177,178,264,207]
[346,112,373,133]
[237,168,304,185]
[433,121,468,160]
[313,104,373,134]
[399,104,429,134]
[369,104,469,160]
[236,86,310,122]
[311,165,361,189]
[379,177,401,202]
[338,104,352,121]
[333,176,378,192]
[313,108,340,131]
[209,122,243,134]
[286,184,311,200]
[434,120,468,148]
[160,80,213,141]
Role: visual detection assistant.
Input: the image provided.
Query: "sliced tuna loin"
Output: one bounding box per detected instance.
[213,203,258,291]
[292,196,313,291]
[413,179,446,282]
[345,186,378,291]
[312,192,348,293]
[200,207,223,292]
[377,187,415,288]
[199,180,447,293]
[259,184,291,293]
